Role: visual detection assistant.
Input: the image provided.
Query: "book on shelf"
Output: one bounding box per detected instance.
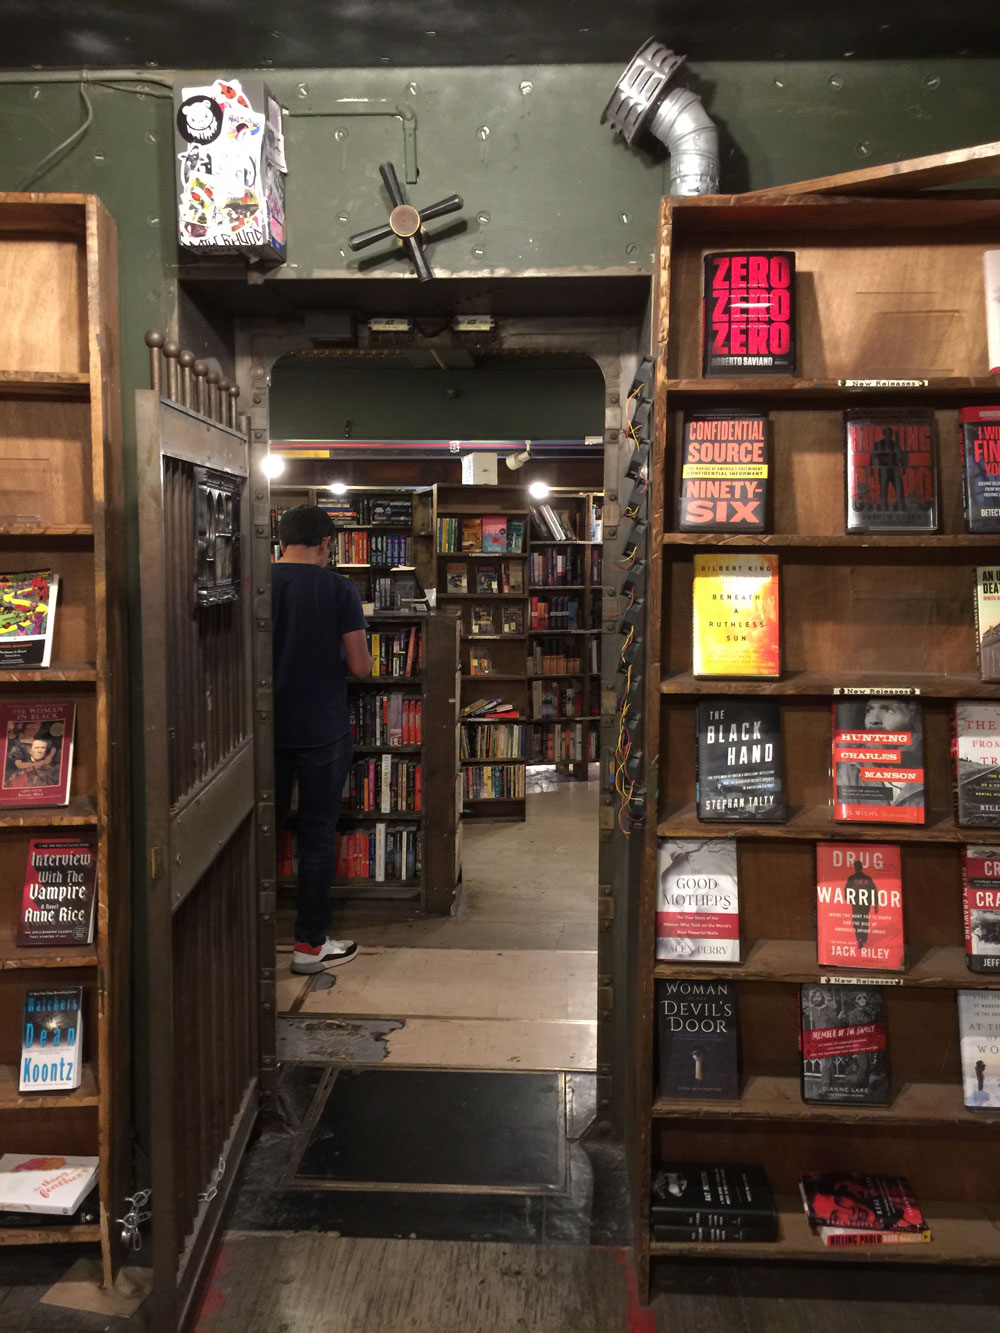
[953,700,1000,826]
[815,843,903,971]
[831,696,925,825]
[481,515,508,554]
[506,518,526,553]
[959,406,1000,533]
[799,982,890,1106]
[0,702,75,808]
[20,985,83,1092]
[844,410,938,533]
[702,250,795,377]
[502,561,524,595]
[656,979,739,1100]
[16,838,97,948]
[461,696,504,718]
[471,604,495,637]
[469,648,492,676]
[0,570,59,669]
[691,553,780,678]
[651,1164,777,1242]
[958,988,1000,1109]
[0,1154,99,1216]
[962,846,1000,974]
[477,566,500,595]
[677,413,770,533]
[695,697,784,822]
[656,838,740,964]
[799,1173,929,1247]
[445,563,468,594]
[975,565,1000,681]
[461,518,482,553]
[501,605,524,635]
[463,763,525,800]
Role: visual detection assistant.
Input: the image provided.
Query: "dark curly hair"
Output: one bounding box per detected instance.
[277,504,335,548]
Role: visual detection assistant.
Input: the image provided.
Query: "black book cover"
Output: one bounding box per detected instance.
[695,697,784,822]
[650,1163,776,1234]
[652,1222,776,1242]
[677,413,770,532]
[954,701,1000,827]
[799,982,891,1106]
[959,407,1000,533]
[845,410,938,532]
[702,251,795,377]
[656,979,739,1100]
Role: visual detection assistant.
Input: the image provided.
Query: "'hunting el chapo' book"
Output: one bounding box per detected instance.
[696,697,785,822]
[702,250,795,377]
[844,410,938,533]
[656,979,739,1100]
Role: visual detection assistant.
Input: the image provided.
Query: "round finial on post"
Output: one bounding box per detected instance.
[163,340,180,403]
[227,384,240,430]
[193,360,209,417]
[217,378,230,424]
[206,369,221,424]
[178,349,195,409]
[144,330,165,394]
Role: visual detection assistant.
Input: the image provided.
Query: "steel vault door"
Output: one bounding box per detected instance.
[136,390,259,1331]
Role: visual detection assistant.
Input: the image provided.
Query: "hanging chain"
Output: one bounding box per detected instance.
[118,1189,152,1252]
[198,1155,227,1204]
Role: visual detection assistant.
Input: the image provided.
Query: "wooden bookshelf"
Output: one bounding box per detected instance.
[634,190,1000,1294]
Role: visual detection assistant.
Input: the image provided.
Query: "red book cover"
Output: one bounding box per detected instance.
[702,250,795,377]
[815,843,903,970]
[0,702,75,808]
[800,1173,925,1233]
[962,845,1000,974]
[831,697,925,825]
[415,767,422,812]
[845,411,938,533]
[678,413,770,532]
[16,838,97,948]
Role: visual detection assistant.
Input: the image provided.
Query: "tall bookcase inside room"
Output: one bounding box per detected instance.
[635,192,1000,1292]
[0,195,128,1282]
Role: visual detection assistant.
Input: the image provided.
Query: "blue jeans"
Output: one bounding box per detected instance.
[274,735,354,946]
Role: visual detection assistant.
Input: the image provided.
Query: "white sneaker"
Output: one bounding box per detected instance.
[291,937,358,974]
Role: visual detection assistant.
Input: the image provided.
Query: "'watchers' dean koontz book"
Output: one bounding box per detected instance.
[831,696,925,825]
[656,979,739,1100]
[656,839,740,964]
[696,697,784,822]
[954,701,1000,826]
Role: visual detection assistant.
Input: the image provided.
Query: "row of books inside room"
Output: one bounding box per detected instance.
[437,515,526,555]
[446,563,523,596]
[528,500,603,542]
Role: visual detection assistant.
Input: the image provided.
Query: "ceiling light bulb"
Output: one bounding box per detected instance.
[260,453,286,479]
[328,481,348,495]
[528,480,550,500]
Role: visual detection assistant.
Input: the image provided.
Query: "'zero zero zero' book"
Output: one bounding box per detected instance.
[656,979,739,1100]
[962,846,1000,974]
[677,413,770,532]
[815,843,903,971]
[953,700,1000,826]
[656,839,740,963]
[702,250,795,377]
[799,982,890,1106]
[844,410,938,532]
[692,553,780,678]
[831,696,925,825]
[696,697,784,822]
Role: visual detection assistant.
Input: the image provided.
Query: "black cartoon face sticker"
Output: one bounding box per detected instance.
[177,94,223,145]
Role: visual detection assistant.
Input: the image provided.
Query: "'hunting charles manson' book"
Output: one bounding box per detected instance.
[815,843,903,971]
[962,846,1000,974]
[696,697,784,822]
[692,553,780,678]
[959,406,1000,532]
[656,839,740,964]
[16,839,97,948]
[958,988,1000,1110]
[799,982,890,1106]
[954,701,1000,826]
[656,979,739,1100]
[702,250,795,377]
[976,566,1000,682]
[677,413,770,532]
[832,696,925,825]
[845,410,938,532]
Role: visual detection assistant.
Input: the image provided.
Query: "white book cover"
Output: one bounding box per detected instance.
[20,986,83,1092]
[375,821,386,882]
[389,693,403,746]
[958,988,1000,1109]
[656,838,740,963]
[381,754,392,813]
[0,1153,97,1214]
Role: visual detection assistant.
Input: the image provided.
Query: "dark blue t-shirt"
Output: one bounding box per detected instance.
[271,563,367,747]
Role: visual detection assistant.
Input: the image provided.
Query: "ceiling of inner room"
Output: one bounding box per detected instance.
[3,0,1000,69]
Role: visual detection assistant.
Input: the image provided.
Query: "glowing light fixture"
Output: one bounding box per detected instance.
[260,453,286,479]
[328,481,348,495]
[528,480,551,500]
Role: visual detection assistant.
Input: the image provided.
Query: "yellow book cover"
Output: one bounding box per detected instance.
[692,553,780,677]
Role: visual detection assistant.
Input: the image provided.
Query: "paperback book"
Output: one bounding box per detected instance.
[656,838,740,963]
[953,700,1000,825]
[695,697,784,822]
[692,553,780,678]
[831,696,925,825]
[962,845,1000,973]
[656,979,739,1100]
[958,988,1000,1109]
[959,406,1000,532]
[702,250,795,377]
[844,410,938,532]
[799,983,890,1106]
[481,515,508,554]
[800,1173,929,1246]
[0,1154,98,1216]
[20,986,83,1092]
[477,566,500,595]
[16,839,97,948]
[975,565,1000,681]
[470,604,495,637]
[815,843,904,971]
[677,412,770,532]
[445,563,467,594]
[0,702,75,808]
[460,518,481,553]
[651,1163,777,1241]
[0,571,59,669]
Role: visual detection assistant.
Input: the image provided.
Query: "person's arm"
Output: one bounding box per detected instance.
[343,628,372,678]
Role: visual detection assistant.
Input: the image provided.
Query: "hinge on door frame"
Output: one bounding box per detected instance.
[150,845,165,880]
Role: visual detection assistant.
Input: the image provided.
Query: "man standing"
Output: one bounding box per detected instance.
[272,504,372,973]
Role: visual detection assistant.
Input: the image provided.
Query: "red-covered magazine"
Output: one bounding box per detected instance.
[0,702,75,808]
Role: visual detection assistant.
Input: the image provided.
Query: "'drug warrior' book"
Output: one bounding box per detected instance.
[845,410,937,532]
[831,696,925,825]
[651,1164,777,1241]
[799,982,890,1105]
[696,697,784,822]
[958,988,1000,1109]
[20,986,83,1092]
[954,701,1000,826]
[677,413,770,532]
[16,839,97,948]
[800,1173,928,1245]
[0,702,75,809]
[702,250,795,377]
[975,566,1000,681]
[656,839,740,964]
[0,571,59,669]
[815,843,904,971]
[656,979,739,1100]
[692,553,780,678]
[959,406,1000,532]
[962,846,1000,974]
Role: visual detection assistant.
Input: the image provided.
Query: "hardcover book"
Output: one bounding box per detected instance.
[506,518,526,553]
[651,1163,777,1239]
[958,988,1000,1109]
[959,406,1000,532]
[975,565,1000,681]
[477,566,500,595]
[831,696,925,825]
[656,838,740,963]
[692,553,780,678]
[20,986,83,1092]
[799,983,890,1106]
[0,702,75,808]
[656,979,739,1100]
[800,1173,926,1237]
[678,413,770,532]
[844,410,938,532]
[471,604,495,637]
[503,562,524,595]
[0,571,59,669]
[0,1154,98,1216]
[702,250,795,377]
[815,843,904,971]
[954,701,1000,826]
[445,563,467,594]
[16,839,97,948]
[962,845,1000,974]
[501,605,523,635]
[481,515,508,554]
[695,697,784,822]
[460,518,481,553]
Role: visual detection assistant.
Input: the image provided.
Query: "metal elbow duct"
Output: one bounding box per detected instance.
[602,38,720,196]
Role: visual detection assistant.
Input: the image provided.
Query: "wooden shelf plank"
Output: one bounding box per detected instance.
[0,1224,102,1247]
[340,811,422,822]
[462,635,528,642]
[0,796,97,828]
[437,551,527,559]
[438,506,530,516]
[529,584,586,590]
[0,662,97,684]
[0,526,94,539]
[664,376,1000,400]
[660,671,1000,699]
[438,593,526,601]
[529,539,601,545]
[0,925,97,971]
[0,370,90,398]
[461,673,524,681]
[352,745,421,754]
[0,1061,98,1110]
[354,677,422,687]
[663,532,1000,549]
[528,673,599,680]
[460,757,527,765]
[529,628,601,635]
[657,803,1000,845]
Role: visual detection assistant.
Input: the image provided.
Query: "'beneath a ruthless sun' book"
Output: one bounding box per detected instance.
[692,553,780,678]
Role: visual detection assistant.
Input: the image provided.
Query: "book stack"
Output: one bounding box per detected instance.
[799,1172,931,1247]
[651,1163,778,1242]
